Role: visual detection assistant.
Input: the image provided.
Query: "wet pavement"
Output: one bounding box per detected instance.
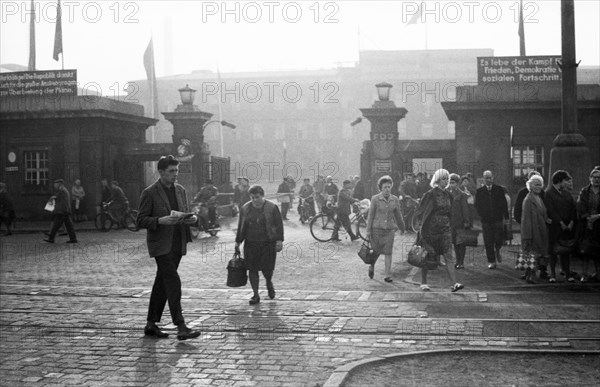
[1,214,599,386]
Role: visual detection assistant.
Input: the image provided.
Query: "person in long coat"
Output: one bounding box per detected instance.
[448,174,472,269]
[521,174,550,283]
[235,185,284,305]
[415,169,464,292]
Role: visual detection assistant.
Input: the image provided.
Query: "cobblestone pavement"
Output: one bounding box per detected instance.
[1,216,599,386]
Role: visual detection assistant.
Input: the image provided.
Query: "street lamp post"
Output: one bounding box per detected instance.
[202,119,237,157]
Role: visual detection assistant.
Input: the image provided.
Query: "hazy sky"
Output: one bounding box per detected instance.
[1,0,599,94]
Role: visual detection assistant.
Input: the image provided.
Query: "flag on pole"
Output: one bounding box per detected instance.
[143,38,159,120]
[28,0,36,70]
[518,0,526,56]
[217,68,225,156]
[407,2,423,25]
[53,0,63,62]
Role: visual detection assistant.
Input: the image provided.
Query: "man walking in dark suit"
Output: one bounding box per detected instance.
[43,179,77,243]
[475,170,509,269]
[136,155,200,340]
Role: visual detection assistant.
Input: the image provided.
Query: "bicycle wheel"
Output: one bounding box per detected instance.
[125,211,139,232]
[310,213,335,242]
[355,216,368,241]
[95,213,113,232]
[410,212,422,233]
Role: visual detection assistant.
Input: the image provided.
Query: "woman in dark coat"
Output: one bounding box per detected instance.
[448,174,472,269]
[235,185,284,305]
[415,169,464,292]
[521,174,550,283]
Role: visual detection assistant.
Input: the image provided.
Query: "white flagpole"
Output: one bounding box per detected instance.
[217,67,224,157]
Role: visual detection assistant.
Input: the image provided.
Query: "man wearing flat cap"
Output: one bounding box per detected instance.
[44,179,78,243]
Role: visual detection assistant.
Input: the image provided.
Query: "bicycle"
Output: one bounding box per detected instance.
[310,202,368,242]
[95,202,139,232]
[298,196,315,224]
[401,196,422,233]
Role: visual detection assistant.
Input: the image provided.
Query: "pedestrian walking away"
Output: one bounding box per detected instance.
[136,155,200,341]
[235,185,284,305]
[366,175,405,283]
[43,179,78,243]
[415,169,464,292]
[475,170,510,269]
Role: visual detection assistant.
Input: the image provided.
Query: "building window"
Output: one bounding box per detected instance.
[24,150,49,185]
[512,145,544,180]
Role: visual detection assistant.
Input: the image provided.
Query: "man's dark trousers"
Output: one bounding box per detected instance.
[48,214,76,241]
[147,251,184,326]
[482,221,503,263]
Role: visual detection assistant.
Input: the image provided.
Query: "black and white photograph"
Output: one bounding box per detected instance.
[1,1,599,385]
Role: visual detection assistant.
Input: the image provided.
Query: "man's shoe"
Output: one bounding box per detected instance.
[420,284,430,291]
[43,239,54,243]
[384,277,393,283]
[144,324,169,338]
[177,327,201,341]
[451,283,464,292]
[59,232,68,236]
[567,277,575,283]
[332,237,342,241]
[249,295,260,305]
[350,235,360,241]
[66,240,78,244]
[488,263,496,269]
[549,277,556,283]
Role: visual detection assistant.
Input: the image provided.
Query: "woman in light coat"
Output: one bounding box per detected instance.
[366,175,405,282]
[521,174,550,283]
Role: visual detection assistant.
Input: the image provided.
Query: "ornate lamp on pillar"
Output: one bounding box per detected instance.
[549,0,590,192]
[162,84,214,196]
[356,83,408,198]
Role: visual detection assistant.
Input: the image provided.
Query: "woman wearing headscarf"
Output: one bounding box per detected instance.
[415,169,464,292]
[235,185,284,305]
[521,174,550,283]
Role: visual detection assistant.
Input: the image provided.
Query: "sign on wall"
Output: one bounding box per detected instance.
[0,70,77,97]
[413,158,443,177]
[477,56,561,84]
[375,160,392,172]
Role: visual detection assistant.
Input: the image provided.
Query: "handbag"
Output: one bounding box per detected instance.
[358,240,380,265]
[456,228,478,247]
[407,233,438,270]
[553,238,577,256]
[226,252,248,287]
[515,251,537,270]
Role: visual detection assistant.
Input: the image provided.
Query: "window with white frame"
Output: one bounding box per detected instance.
[512,145,544,180]
[24,150,49,185]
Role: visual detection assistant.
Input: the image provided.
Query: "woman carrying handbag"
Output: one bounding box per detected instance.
[235,185,284,305]
[414,169,464,292]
